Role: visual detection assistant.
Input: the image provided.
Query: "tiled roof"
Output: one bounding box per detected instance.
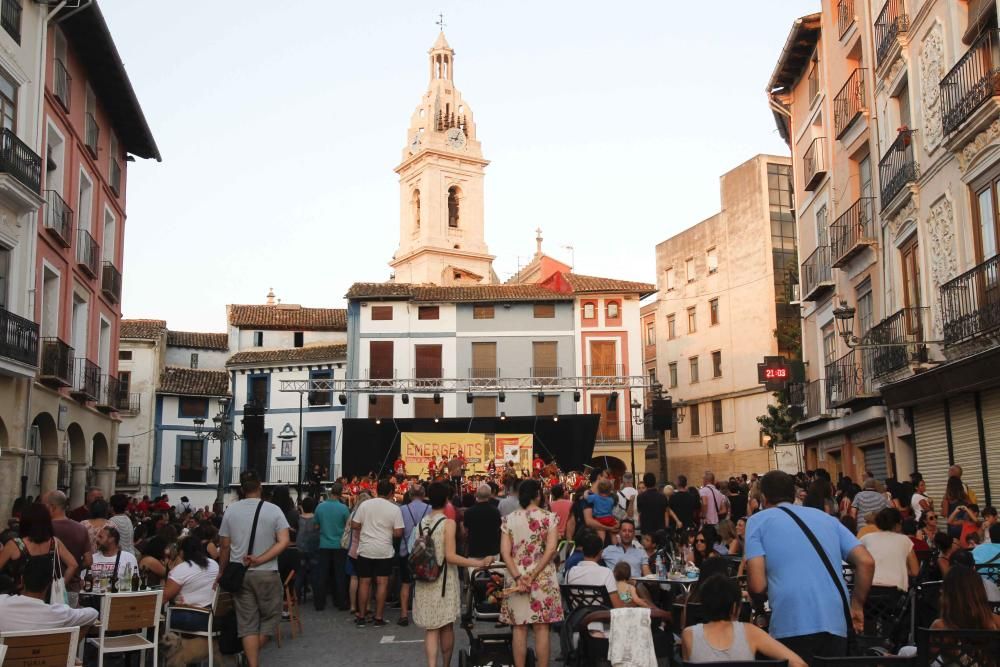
[227,304,347,331]
[167,331,229,350]
[120,319,167,340]
[227,344,347,367]
[345,283,572,302]
[158,367,230,397]
[561,273,657,296]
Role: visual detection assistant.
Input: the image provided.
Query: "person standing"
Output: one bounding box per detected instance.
[498,476,521,518]
[636,473,669,536]
[44,491,91,607]
[447,454,464,492]
[949,465,978,504]
[352,479,404,627]
[851,478,890,530]
[67,487,103,522]
[313,482,350,611]
[108,494,136,557]
[218,472,290,667]
[618,473,638,518]
[671,475,698,531]
[462,484,501,559]
[699,472,729,528]
[399,484,431,626]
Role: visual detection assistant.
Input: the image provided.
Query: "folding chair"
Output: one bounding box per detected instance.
[0,627,78,667]
[276,569,302,646]
[164,588,233,667]
[87,590,163,667]
[916,627,1000,665]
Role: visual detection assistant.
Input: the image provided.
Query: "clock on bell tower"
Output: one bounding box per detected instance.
[390,31,495,285]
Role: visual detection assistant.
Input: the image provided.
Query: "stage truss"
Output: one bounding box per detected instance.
[278,375,657,394]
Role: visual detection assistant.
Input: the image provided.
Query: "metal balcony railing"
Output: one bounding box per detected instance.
[825,349,877,407]
[803,137,827,191]
[469,367,501,388]
[941,253,1000,345]
[118,392,141,415]
[1,0,21,43]
[834,68,867,138]
[838,0,855,38]
[801,246,835,301]
[879,129,918,209]
[0,127,41,193]
[71,358,100,401]
[941,30,1000,136]
[43,189,73,247]
[109,159,122,196]
[412,367,444,387]
[38,337,73,386]
[803,379,831,419]
[0,306,37,367]
[228,464,300,486]
[874,0,909,68]
[831,197,876,266]
[84,112,99,158]
[529,366,560,387]
[76,229,99,277]
[863,306,929,376]
[53,58,70,111]
[595,418,626,442]
[96,373,119,411]
[101,261,121,303]
[115,465,141,487]
[175,464,206,484]
[365,367,395,388]
[585,364,623,377]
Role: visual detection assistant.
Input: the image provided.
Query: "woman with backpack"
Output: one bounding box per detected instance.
[413,482,492,667]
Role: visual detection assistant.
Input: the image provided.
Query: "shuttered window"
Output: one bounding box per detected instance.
[415,344,443,380]
[472,396,497,417]
[533,303,555,318]
[369,395,394,419]
[532,342,558,376]
[369,341,393,379]
[536,395,558,416]
[371,305,393,320]
[950,395,985,504]
[418,306,439,320]
[861,444,888,483]
[414,397,443,418]
[914,402,950,502]
[471,342,497,376]
[473,304,494,319]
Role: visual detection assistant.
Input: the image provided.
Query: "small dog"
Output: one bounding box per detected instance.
[161,630,225,667]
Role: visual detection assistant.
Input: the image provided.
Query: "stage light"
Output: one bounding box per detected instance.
[375,418,381,425]
[573,391,581,403]
[434,417,440,423]
[402,393,409,404]
[369,395,377,405]
[500,412,506,421]
[499,391,506,403]
[466,393,474,404]
[537,392,545,404]
[338,394,347,405]
[553,415,559,422]
[433,393,442,404]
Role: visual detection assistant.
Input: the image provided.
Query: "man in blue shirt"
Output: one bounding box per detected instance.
[398,484,430,627]
[601,519,646,577]
[746,471,874,664]
[973,524,1000,564]
[313,482,351,611]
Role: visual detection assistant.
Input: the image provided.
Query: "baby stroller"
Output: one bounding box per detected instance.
[459,566,536,667]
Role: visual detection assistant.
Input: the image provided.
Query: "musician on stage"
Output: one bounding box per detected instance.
[393,456,406,478]
[426,457,437,480]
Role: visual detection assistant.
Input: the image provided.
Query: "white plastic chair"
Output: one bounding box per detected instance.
[164,587,233,667]
[87,590,163,667]
[0,626,78,667]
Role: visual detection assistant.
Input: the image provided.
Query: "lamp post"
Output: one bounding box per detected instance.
[629,398,643,477]
[833,299,859,348]
[193,397,240,508]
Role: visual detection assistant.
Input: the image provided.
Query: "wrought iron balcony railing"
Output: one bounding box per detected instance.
[43,190,73,246]
[838,0,855,38]
[38,337,73,386]
[469,367,501,388]
[1,0,21,43]
[365,367,395,387]
[941,30,1000,136]
[825,349,877,407]
[118,392,140,415]
[803,379,832,420]
[53,58,70,111]
[831,197,876,267]
[228,464,300,486]
[71,358,100,401]
[834,68,867,138]
[0,127,41,193]
[96,374,119,412]
[101,261,121,303]
[76,229,99,277]
[585,364,623,377]
[879,129,918,209]
[803,137,827,191]
[115,465,141,487]
[941,253,1000,345]
[84,112,99,158]
[874,0,909,68]
[862,306,929,376]
[412,367,444,387]
[800,245,835,301]
[0,306,37,367]
[109,159,122,196]
[176,464,206,484]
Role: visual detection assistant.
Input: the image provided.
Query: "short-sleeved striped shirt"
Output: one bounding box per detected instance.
[851,490,889,528]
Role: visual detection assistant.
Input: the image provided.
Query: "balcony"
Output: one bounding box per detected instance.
[365,367,395,388]
[834,68,867,138]
[84,113,99,158]
[0,306,37,368]
[800,246,835,301]
[941,254,1000,345]
[831,197,876,267]
[101,261,121,303]
[838,0,855,38]
[586,364,622,377]
[175,465,206,484]
[70,358,100,402]
[825,349,877,407]
[803,137,827,191]
[469,367,500,389]
[115,465,141,488]
[528,366,560,387]
[76,229,99,277]
[0,127,41,195]
[879,129,918,210]
[1,0,21,43]
[874,0,909,68]
[109,159,122,196]
[228,464,300,486]
[117,392,141,415]
[53,58,70,111]
[941,30,1000,137]
[43,190,73,246]
[863,307,929,377]
[96,374,119,412]
[803,379,832,420]
[38,338,73,387]
[412,367,443,387]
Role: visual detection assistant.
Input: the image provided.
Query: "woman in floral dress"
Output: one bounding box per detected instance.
[500,479,563,667]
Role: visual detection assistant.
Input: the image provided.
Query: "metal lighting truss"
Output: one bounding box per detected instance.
[278,374,654,394]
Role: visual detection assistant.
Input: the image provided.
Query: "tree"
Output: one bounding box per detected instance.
[757,390,797,445]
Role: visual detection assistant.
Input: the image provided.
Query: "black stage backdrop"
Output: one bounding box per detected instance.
[341,414,600,479]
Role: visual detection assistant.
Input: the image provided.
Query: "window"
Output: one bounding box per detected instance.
[473,304,494,319]
[896,82,911,129]
[102,208,115,262]
[668,362,678,388]
[118,350,132,361]
[471,342,497,378]
[667,314,676,340]
[309,370,333,406]
[472,396,497,417]
[0,70,15,132]
[413,397,443,419]
[689,403,700,436]
[253,331,263,347]
[414,344,443,383]
[370,395,394,419]
[606,301,620,320]
[856,279,873,335]
[583,302,596,319]
[306,431,332,472]
[972,175,1000,262]
[533,303,555,318]
[418,306,440,320]
[115,444,130,483]
[179,397,209,418]
[447,186,460,228]
[687,307,697,333]
[190,353,199,369]
[177,439,205,483]
[712,400,723,433]
[712,351,722,378]
[822,323,837,366]
[665,268,675,291]
[78,170,93,232]
[709,298,719,325]
[294,332,304,348]
[646,322,655,346]
[248,375,268,407]
[900,236,921,310]
[535,394,558,416]
[670,410,678,439]
[371,305,393,321]
[816,205,829,247]
[706,248,718,274]
[686,258,695,282]
[0,244,8,309]
[689,356,699,383]
[117,371,130,400]
[369,341,393,379]
[532,341,558,377]
[859,154,873,200]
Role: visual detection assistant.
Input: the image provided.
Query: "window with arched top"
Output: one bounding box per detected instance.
[448,186,460,228]
[411,189,421,229]
[606,301,620,320]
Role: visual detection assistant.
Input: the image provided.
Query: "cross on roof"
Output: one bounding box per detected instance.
[436,13,446,31]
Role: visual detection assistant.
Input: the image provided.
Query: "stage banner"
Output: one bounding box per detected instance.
[401,432,532,476]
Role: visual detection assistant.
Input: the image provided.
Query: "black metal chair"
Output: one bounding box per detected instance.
[813,657,917,666]
[915,627,1000,666]
[857,588,910,653]
[560,584,613,614]
[579,609,673,667]
[976,563,1000,587]
[910,580,942,644]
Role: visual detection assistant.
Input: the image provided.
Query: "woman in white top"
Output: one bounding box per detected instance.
[163,536,219,632]
[910,479,933,523]
[859,507,919,592]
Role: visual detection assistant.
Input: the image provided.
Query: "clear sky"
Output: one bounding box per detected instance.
[106,0,819,332]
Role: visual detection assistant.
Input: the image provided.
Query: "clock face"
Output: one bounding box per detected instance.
[409,134,421,154]
[446,127,467,149]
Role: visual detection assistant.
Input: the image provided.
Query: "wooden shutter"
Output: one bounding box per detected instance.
[414,397,443,418]
[914,402,949,502]
[471,342,497,376]
[418,306,439,320]
[537,394,559,416]
[369,341,393,379]
[473,396,497,417]
[982,388,1000,505]
[370,395,394,419]
[371,305,393,320]
[950,395,985,503]
[473,304,494,319]
[589,340,617,375]
[532,342,557,376]
[414,344,442,379]
[533,303,555,318]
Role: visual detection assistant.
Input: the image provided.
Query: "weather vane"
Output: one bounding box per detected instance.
[436,13,446,31]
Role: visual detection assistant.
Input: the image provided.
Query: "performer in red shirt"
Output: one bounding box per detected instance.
[533,455,545,475]
[393,456,406,477]
[427,458,436,479]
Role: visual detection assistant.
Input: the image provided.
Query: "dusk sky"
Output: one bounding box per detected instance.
[106,0,820,331]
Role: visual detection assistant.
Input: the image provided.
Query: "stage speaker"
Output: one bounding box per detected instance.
[652,397,673,431]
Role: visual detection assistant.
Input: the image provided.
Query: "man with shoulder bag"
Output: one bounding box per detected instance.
[218,472,290,667]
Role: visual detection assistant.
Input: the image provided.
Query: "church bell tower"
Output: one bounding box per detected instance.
[390,32,495,285]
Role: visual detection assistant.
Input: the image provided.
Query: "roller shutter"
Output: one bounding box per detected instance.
[914,401,949,502]
[862,444,888,482]
[950,395,985,505]
[982,389,1000,506]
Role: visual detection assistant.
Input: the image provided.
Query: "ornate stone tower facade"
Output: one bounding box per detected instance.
[391,32,495,285]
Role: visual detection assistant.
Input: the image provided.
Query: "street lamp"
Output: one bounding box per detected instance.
[673,400,687,424]
[193,397,241,508]
[629,398,643,477]
[833,298,859,347]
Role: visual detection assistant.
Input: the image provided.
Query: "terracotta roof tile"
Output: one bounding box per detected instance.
[120,319,167,340]
[561,273,656,296]
[345,282,571,302]
[227,344,348,367]
[227,304,347,331]
[158,367,230,397]
[167,331,229,350]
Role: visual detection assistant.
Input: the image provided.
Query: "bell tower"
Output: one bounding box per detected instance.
[391,32,495,285]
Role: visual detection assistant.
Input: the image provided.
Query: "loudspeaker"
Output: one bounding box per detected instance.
[652,397,672,431]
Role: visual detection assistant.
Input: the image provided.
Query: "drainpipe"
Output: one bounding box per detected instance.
[52,0,92,25]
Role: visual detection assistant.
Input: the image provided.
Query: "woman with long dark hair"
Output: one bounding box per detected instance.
[0,503,77,593]
[691,527,720,567]
[163,536,219,631]
[942,477,972,538]
[932,565,1000,630]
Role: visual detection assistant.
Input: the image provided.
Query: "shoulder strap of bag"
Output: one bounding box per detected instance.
[113,549,121,579]
[777,506,853,636]
[247,500,265,556]
[52,538,63,579]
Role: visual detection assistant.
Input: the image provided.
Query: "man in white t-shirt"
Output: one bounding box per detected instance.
[91,525,139,584]
[618,474,638,519]
[351,479,404,627]
[564,533,624,608]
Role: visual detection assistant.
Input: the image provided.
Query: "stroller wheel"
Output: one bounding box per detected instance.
[459,649,469,667]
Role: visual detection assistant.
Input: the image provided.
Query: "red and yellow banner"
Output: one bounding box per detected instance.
[401,432,532,477]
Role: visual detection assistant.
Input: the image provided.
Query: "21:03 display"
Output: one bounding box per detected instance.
[763,368,788,379]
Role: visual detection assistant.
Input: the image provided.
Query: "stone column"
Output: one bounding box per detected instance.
[40,455,60,496]
[93,467,117,499]
[69,463,89,508]
[0,449,25,521]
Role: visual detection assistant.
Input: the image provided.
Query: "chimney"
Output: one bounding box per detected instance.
[266,288,276,306]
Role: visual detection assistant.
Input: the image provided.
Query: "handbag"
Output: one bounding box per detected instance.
[219,500,264,593]
[778,506,859,655]
[50,539,68,605]
[341,506,357,550]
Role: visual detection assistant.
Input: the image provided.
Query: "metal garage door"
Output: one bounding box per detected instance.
[981,389,1000,507]
[862,444,888,483]
[950,395,985,505]
[914,401,949,502]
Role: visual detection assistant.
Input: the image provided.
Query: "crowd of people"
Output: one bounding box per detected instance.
[0,459,996,667]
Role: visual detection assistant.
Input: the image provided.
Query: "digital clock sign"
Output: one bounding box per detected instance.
[757,356,791,390]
